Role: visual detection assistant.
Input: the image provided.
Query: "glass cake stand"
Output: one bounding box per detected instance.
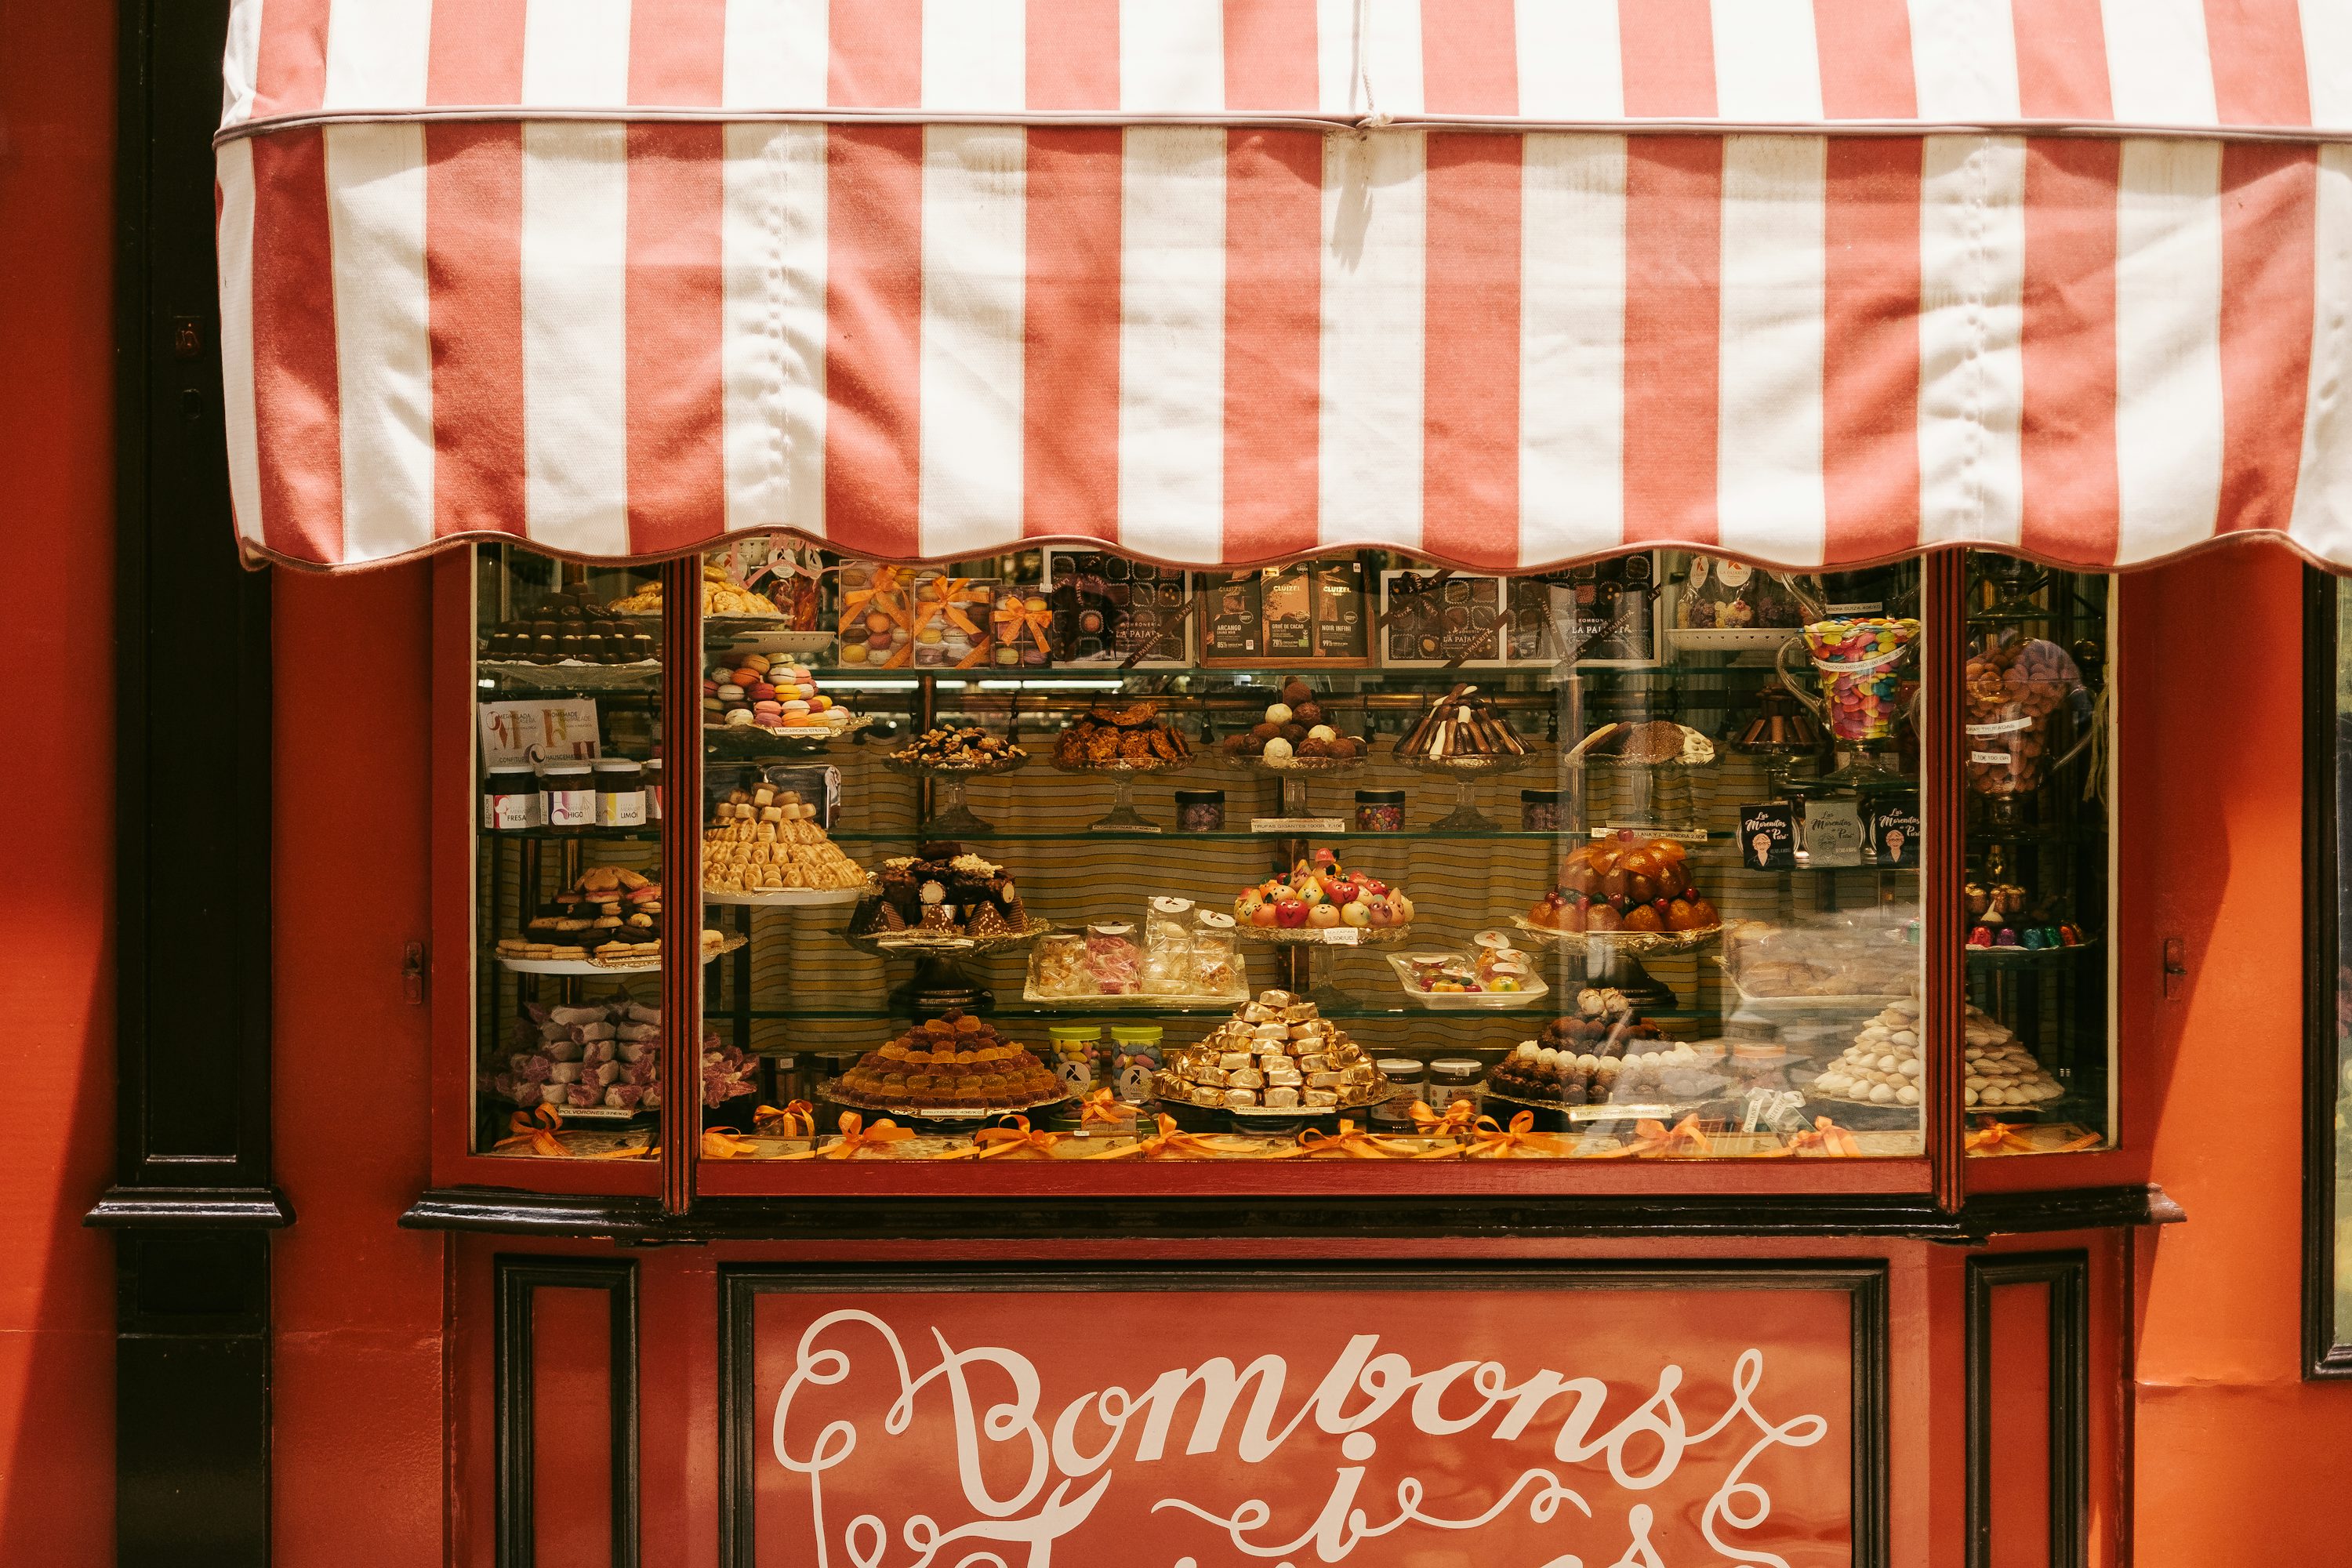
[881,751,1029,835]
[1051,755,1191,832]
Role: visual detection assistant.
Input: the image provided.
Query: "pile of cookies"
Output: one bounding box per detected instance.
[829,1011,1062,1111]
[1052,702,1191,768]
[1155,990,1384,1112]
[891,726,1026,768]
[609,561,779,617]
[699,782,869,894]
[705,653,855,739]
[1809,1001,1925,1107]
[497,865,729,967]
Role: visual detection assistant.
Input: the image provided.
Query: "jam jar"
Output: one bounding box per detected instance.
[538,761,595,830]
[483,765,541,831]
[1175,789,1226,833]
[1520,788,1564,833]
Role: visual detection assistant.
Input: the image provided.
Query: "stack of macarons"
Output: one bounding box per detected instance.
[703,653,855,738]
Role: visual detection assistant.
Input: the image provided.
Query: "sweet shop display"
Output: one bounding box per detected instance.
[1379,571,1530,666]
[1051,701,1192,769]
[610,560,780,618]
[1233,850,1414,935]
[704,653,860,740]
[1044,550,1192,666]
[827,1012,1065,1113]
[1577,719,1715,767]
[1717,914,1920,1004]
[1214,677,1368,767]
[1523,836,1719,938]
[700,783,870,898]
[1154,990,1386,1114]
[1387,936,1544,1007]
[1962,847,2086,952]
[1808,1002,1925,1108]
[847,844,1032,941]
[891,726,1027,770]
[481,583,657,666]
[1963,632,2086,797]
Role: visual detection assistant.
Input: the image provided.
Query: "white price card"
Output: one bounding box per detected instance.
[479,698,602,769]
[1322,927,1362,946]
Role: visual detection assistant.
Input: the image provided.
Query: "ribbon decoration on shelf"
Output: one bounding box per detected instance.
[753,1101,817,1138]
[927,1115,1066,1161]
[1407,1099,1479,1137]
[775,1111,918,1160]
[1079,1090,1139,1129]
[1454,1111,1578,1160]
[1295,1120,1426,1160]
[1077,1114,1298,1161]
[1583,1113,1715,1160]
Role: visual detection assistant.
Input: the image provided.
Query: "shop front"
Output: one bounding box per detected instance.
[71,3,2352,1563]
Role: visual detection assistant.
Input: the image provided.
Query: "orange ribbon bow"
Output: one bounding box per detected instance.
[1078,1113,1276,1160]
[931,1114,1066,1161]
[1080,1090,1139,1129]
[1788,1116,1861,1157]
[701,1127,762,1160]
[494,1105,567,1157]
[990,592,1053,652]
[1297,1120,1424,1160]
[1407,1098,1479,1137]
[1965,1117,2103,1156]
[777,1110,919,1160]
[1457,1111,1576,1160]
[837,565,914,664]
[753,1101,817,1138]
[910,576,993,666]
[1585,1112,1714,1160]
[495,1105,652,1160]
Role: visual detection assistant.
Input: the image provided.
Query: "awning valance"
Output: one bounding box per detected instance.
[216,1,2352,574]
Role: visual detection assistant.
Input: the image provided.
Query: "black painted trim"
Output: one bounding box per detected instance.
[404,1181,2182,1243]
[88,1187,296,1229]
[494,1257,641,1568]
[1964,1250,2089,1568]
[720,1260,1889,1568]
[2304,567,2350,1377]
[106,2,278,1563]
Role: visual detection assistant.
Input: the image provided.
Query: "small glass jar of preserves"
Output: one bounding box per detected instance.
[1428,1057,1486,1116]
[1520,788,1564,833]
[644,757,664,822]
[1370,1058,1428,1127]
[1355,789,1405,833]
[593,758,647,826]
[538,761,595,830]
[483,765,541,831]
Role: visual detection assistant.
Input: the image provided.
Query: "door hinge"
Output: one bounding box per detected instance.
[2161,935,2187,1000]
[402,941,428,1005]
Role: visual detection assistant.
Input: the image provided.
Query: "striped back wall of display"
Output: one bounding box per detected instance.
[216,0,2352,575]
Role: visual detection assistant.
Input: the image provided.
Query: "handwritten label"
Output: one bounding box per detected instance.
[746,1282,1860,1566]
[1965,717,2034,736]
[1969,750,2011,765]
[1322,927,1362,946]
[1250,817,1349,835]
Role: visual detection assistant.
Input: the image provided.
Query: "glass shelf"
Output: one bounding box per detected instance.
[732,1003,1708,1023]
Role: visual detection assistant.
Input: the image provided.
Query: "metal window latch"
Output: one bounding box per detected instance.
[172,317,201,358]
[2161,936,2187,1000]
[402,942,427,1005]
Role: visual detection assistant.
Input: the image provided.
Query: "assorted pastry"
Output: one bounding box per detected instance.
[609,561,780,617]
[1523,834,1719,936]
[700,782,869,894]
[1965,849,2085,950]
[829,1012,1064,1111]
[495,866,727,964]
[1234,849,1414,931]
[1488,990,1664,1103]
[1032,901,1245,999]
[1052,701,1192,768]
[481,582,655,665]
[848,844,1031,938]
[1214,677,1367,765]
[705,653,856,739]
[1393,937,1537,996]
[1577,719,1715,767]
[1394,684,1530,761]
[891,725,1027,769]
[1155,990,1385,1112]
[1813,1001,2070,1112]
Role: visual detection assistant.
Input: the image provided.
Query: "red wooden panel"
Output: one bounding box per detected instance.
[1986,1282,2054,1568]
[534,1287,617,1568]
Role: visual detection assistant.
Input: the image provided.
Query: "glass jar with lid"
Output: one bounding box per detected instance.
[483,764,540,831]
[1428,1057,1486,1116]
[538,761,595,830]
[1371,1058,1428,1127]
[593,757,647,826]
[1045,1025,1105,1095]
[1110,1026,1166,1101]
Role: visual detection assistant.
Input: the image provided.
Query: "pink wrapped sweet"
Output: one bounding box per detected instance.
[583,1039,616,1067]
[1085,924,1142,996]
[516,1057,553,1085]
[490,1073,516,1099]
[615,1041,648,1064]
[591,1060,623,1087]
[544,1037,584,1063]
[564,1080,600,1109]
[546,1061,583,1085]
[604,1085,644,1111]
[644,1086,663,1109]
[510,1081,543,1109]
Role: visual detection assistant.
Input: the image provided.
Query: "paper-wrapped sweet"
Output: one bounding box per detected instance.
[1154,989,1388,1113]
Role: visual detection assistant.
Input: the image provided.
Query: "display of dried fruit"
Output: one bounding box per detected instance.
[1215,677,1367,764]
[1393,684,1528,761]
[1524,833,1719,935]
[1051,700,1192,769]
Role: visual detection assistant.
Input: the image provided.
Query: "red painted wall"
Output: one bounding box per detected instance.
[270,564,447,1564]
[0,2,119,1562]
[2128,544,2352,1559]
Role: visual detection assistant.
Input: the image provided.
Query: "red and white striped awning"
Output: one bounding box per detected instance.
[218,1,2352,573]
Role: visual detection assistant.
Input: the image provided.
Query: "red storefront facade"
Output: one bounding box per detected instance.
[16,4,2352,1566]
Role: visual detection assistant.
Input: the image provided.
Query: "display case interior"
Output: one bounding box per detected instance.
[460,542,2124,1171]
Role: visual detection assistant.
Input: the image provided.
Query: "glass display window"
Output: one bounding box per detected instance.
[2308,569,2352,1372]
[467,545,673,1166]
[447,541,2132,1179]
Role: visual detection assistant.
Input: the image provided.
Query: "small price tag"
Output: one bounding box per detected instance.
[1249,817,1348,835]
[1322,927,1362,946]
